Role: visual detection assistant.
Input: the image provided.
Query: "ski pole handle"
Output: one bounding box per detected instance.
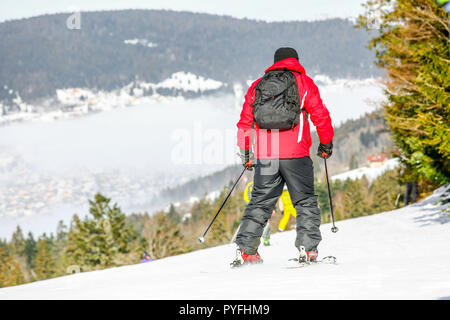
[245,159,254,168]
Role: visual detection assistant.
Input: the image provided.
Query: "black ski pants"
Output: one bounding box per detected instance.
[236,157,322,255]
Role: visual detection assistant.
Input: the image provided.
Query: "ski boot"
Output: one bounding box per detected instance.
[298,246,318,264]
[263,237,270,246]
[230,248,263,268]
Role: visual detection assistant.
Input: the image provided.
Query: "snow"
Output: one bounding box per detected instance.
[188,196,200,204]
[206,190,221,202]
[123,39,158,48]
[331,158,399,182]
[1,185,449,300]
[156,72,224,92]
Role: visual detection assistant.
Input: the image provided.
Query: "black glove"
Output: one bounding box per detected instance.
[317,141,333,159]
[239,149,255,171]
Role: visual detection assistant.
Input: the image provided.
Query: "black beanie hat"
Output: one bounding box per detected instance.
[274,47,299,63]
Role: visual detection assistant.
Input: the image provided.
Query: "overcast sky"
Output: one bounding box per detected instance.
[0,0,368,23]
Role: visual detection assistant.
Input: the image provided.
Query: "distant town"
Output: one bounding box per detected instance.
[0,148,199,221]
[0,71,228,126]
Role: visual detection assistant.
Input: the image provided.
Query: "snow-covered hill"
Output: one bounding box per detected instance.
[332,158,399,182]
[1,186,449,300]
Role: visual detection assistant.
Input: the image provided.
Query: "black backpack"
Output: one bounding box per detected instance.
[251,70,301,130]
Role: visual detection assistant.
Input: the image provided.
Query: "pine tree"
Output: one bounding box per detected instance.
[343,178,370,218]
[317,181,331,222]
[370,170,401,213]
[167,203,181,224]
[0,238,9,254]
[191,197,213,222]
[53,220,69,276]
[209,210,228,246]
[357,0,450,184]
[34,237,56,281]
[56,220,68,244]
[332,191,346,221]
[65,194,146,270]
[0,247,25,288]
[204,183,246,245]
[65,214,89,269]
[144,212,189,259]
[24,232,37,269]
[10,226,25,256]
[349,153,359,170]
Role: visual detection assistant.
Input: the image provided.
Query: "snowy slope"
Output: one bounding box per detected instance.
[1,186,449,300]
[331,158,399,182]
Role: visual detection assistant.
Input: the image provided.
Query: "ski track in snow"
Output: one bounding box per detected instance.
[1,186,449,300]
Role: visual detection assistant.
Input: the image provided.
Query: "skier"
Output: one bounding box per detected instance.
[140,252,154,263]
[278,186,297,232]
[401,164,419,206]
[404,181,418,206]
[232,47,334,267]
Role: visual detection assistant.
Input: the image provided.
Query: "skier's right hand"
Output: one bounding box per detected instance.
[239,149,255,171]
[317,141,333,159]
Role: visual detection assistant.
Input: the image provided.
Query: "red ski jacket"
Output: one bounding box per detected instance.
[237,58,334,159]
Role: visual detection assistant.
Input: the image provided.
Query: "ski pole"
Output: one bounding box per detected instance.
[322,154,338,233]
[198,162,251,243]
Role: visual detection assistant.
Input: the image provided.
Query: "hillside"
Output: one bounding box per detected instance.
[311,111,393,176]
[0,10,379,104]
[1,185,448,299]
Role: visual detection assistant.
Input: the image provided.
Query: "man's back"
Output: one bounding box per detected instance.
[237,57,334,159]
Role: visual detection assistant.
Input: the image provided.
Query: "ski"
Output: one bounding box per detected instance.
[230,260,263,269]
[230,248,264,268]
[285,255,337,269]
[230,260,244,269]
[230,256,336,269]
